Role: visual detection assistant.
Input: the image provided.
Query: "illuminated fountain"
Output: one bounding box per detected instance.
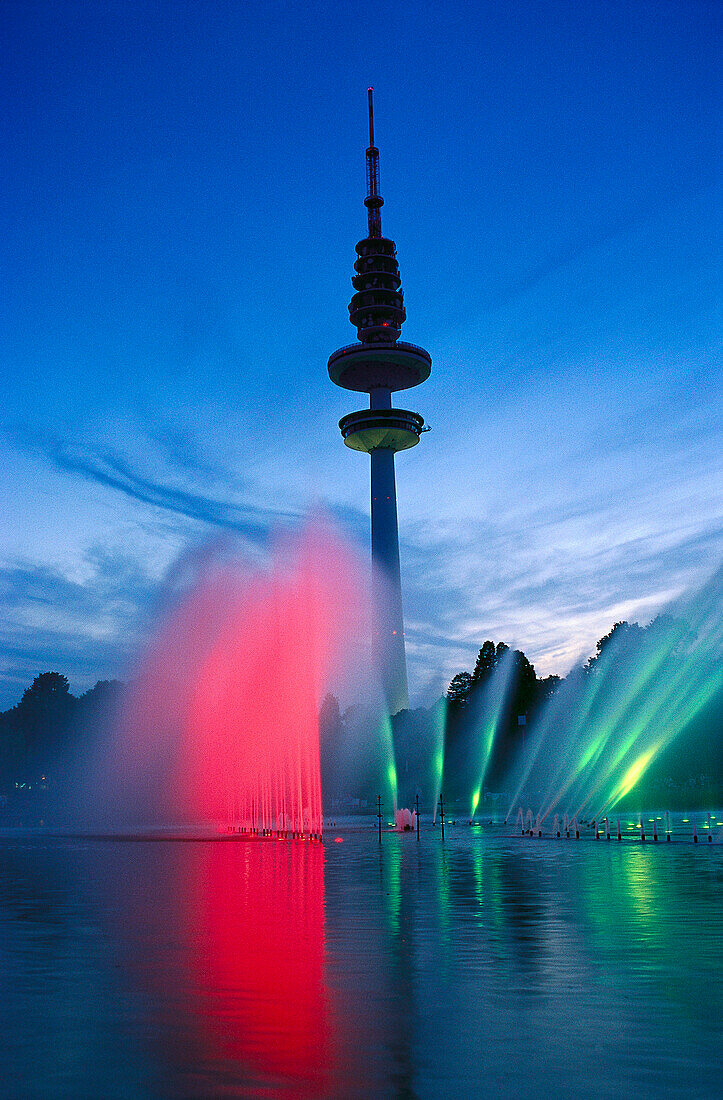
[464,648,517,822]
[75,523,365,837]
[394,807,417,832]
[385,652,518,826]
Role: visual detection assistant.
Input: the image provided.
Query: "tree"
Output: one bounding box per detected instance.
[472,641,497,682]
[17,673,74,736]
[319,693,341,742]
[447,671,474,708]
[538,674,561,699]
[74,680,125,749]
[586,621,644,671]
[449,640,525,713]
[19,672,71,708]
[12,672,75,778]
[508,649,538,715]
[79,680,123,706]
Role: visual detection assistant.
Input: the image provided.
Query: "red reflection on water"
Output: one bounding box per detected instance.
[184,842,329,1091]
[73,523,367,1091]
[94,841,332,1095]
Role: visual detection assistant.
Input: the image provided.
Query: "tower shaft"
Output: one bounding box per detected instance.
[371,445,409,713]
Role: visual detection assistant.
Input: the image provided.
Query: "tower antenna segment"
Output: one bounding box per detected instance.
[365,87,383,239]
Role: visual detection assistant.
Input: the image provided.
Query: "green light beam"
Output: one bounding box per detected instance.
[469,652,516,819]
[430,696,447,821]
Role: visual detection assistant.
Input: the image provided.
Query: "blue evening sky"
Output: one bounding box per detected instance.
[1,0,720,707]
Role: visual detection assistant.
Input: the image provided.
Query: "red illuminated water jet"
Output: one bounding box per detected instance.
[185,529,361,837]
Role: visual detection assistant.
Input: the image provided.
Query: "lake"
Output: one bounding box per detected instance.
[0,816,721,1098]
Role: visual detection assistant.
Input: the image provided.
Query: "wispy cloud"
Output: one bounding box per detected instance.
[46,440,295,542]
[402,498,722,691]
[0,548,161,707]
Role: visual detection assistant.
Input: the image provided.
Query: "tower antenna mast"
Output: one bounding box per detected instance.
[365,87,383,238]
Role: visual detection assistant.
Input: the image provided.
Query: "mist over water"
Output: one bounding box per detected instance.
[465,648,517,818]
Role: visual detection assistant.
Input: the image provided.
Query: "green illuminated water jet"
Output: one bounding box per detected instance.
[467,650,516,819]
[430,696,447,821]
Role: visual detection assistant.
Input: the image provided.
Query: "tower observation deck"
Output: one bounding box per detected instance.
[328,88,431,714]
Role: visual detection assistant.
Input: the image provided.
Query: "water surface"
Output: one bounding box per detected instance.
[0,819,720,1098]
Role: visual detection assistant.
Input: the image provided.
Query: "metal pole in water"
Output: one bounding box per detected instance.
[653,819,658,842]
[617,818,621,841]
[377,794,382,844]
[666,810,671,842]
[708,812,712,842]
[605,817,610,841]
[440,793,445,842]
[416,793,420,841]
[640,814,646,842]
[693,820,698,843]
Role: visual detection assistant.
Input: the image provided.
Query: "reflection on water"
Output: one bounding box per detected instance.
[0,825,721,1098]
[181,844,328,1088]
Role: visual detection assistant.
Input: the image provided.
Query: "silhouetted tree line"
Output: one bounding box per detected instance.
[0,673,123,798]
[318,638,564,806]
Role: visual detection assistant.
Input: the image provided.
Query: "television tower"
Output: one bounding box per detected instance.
[328,88,431,714]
